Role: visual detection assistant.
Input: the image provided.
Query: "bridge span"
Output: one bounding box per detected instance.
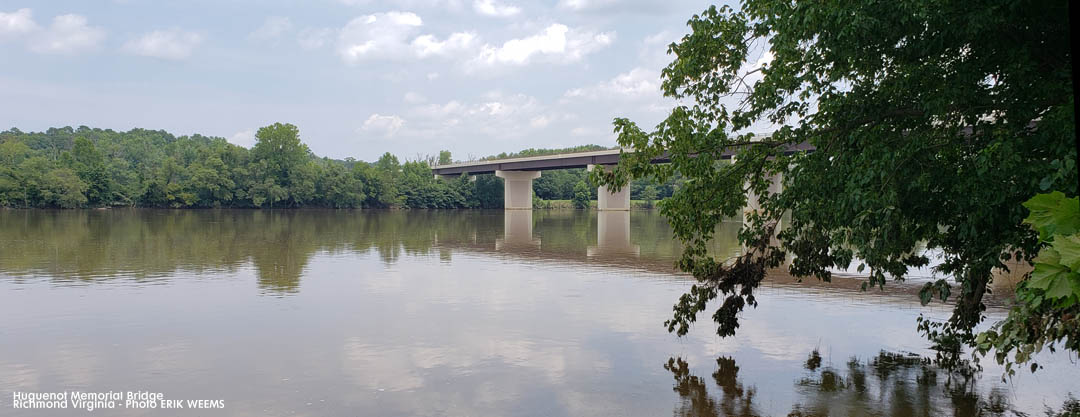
[432,142,814,211]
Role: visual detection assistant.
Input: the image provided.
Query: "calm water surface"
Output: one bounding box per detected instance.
[1,209,1077,416]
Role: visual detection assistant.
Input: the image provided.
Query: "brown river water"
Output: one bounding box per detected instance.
[1,209,1077,416]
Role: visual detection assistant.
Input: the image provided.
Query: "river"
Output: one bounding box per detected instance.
[1,209,1077,416]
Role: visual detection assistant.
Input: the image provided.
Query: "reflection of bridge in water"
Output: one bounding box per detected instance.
[0,209,1022,308]
[498,210,640,257]
[458,210,1022,311]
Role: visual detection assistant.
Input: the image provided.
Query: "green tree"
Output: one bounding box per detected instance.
[70,137,112,206]
[42,168,88,208]
[318,162,365,208]
[251,123,310,207]
[473,174,503,209]
[595,0,1075,363]
[353,163,397,208]
[375,152,401,176]
[640,185,659,209]
[438,150,452,166]
[572,181,590,209]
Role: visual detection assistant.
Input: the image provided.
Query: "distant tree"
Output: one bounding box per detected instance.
[438,150,453,166]
[251,123,310,207]
[640,185,659,209]
[69,137,112,206]
[353,163,397,208]
[375,153,401,176]
[42,168,88,208]
[0,125,615,211]
[572,181,590,209]
[317,162,365,208]
[252,123,308,178]
[473,174,503,209]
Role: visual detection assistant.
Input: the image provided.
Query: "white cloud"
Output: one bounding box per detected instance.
[426,72,440,80]
[249,16,292,41]
[337,12,423,63]
[557,0,664,13]
[362,113,406,137]
[398,93,553,143]
[336,12,478,62]
[564,67,660,100]
[28,14,105,55]
[337,0,466,9]
[469,24,614,68]
[229,129,256,148]
[411,32,476,58]
[297,27,332,49]
[123,29,203,60]
[741,49,774,86]
[558,0,617,11]
[473,0,521,17]
[0,8,38,39]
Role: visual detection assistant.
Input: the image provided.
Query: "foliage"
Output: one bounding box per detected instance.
[0,125,502,209]
[572,180,590,209]
[976,192,1080,376]
[438,150,452,166]
[640,185,659,209]
[594,0,1075,364]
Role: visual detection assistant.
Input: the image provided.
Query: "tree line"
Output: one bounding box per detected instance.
[0,123,675,209]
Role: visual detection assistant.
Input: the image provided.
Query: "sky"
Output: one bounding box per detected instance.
[0,0,729,162]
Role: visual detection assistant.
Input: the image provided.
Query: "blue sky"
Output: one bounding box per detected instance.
[1,0,725,161]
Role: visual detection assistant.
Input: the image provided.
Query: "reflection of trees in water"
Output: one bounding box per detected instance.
[666,350,1079,417]
[0,210,502,294]
[665,357,759,417]
[0,209,706,295]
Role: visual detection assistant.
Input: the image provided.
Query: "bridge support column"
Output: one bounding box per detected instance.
[588,165,630,211]
[495,170,541,210]
[744,172,783,225]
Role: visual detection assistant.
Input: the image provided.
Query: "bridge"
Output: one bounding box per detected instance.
[431,142,814,211]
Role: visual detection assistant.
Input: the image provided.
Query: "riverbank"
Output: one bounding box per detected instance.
[533,199,659,210]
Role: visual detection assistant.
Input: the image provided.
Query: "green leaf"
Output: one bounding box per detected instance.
[1029,262,1069,291]
[1035,247,1061,265]
[918,282,933,305]
[1039,176,1053,191]
[1044,272,1077,299]
[1023,192,1080,240]
[1050,234,1080,271]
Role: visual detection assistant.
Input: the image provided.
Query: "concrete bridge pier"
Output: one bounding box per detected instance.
[588,165,630,211]
[744,172,784,226]
[495,170,541,210]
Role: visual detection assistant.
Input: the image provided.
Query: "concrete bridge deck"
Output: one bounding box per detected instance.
[430,141,815,177]
[431,149,649,176]
[432,142,814,211]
